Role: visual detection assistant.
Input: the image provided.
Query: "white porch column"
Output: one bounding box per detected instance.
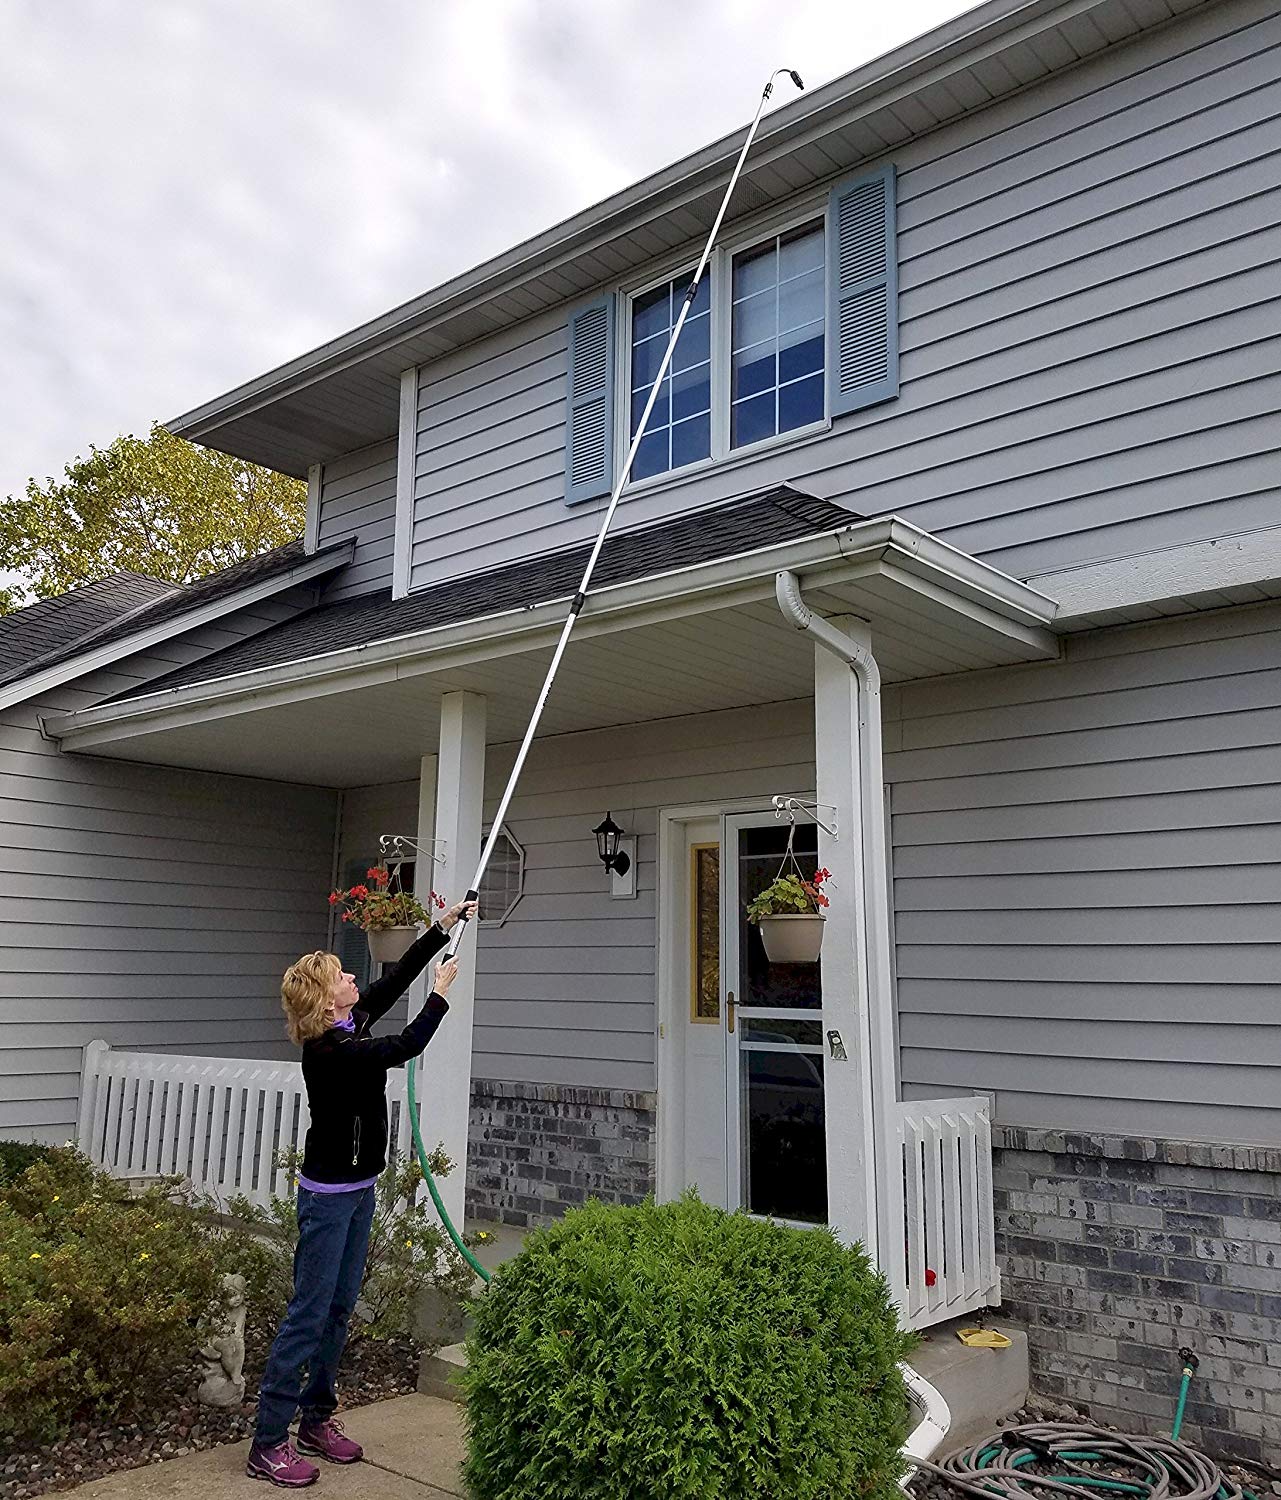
[425,691,487,1231]
[814,616,899,1267]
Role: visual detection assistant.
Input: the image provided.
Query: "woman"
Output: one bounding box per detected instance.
[247,897,476,1488]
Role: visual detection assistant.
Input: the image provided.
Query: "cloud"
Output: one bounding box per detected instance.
[0,0,967,505]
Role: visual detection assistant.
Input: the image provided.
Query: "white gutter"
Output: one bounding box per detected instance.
[774,568,907,1321]
[43,518,1058,748]
[1,542,354,715]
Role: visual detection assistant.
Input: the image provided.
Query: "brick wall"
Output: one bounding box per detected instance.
[466,1079,656,1228]
[994,1127,1280,1468]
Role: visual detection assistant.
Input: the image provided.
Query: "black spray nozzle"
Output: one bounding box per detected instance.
[789,69,805,89]
[1178,1346,1199,1372]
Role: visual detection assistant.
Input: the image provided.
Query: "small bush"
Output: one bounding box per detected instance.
[0,1148,226,1445]
[462,1194,915,1500]
[0,1139,55,1184]
[217,1146,478,1342]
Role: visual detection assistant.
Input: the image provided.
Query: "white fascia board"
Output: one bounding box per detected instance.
[1028,525,1281,622]
[43,518,1059,746]
[304,465,322,554]
[3,543,354,714]
[392,369,417,600]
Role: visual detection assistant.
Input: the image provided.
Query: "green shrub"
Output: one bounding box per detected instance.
[0,1138,55,1184]
[0,1148,226,1445]
[217,1146,480,1342]
[462,1194,915,1500]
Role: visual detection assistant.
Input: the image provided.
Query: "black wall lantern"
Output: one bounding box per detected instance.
[592,812,631,877]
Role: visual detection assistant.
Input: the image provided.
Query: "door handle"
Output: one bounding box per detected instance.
[726,991,736,1034]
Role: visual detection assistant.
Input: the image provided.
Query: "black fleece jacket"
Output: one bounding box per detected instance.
[299,925,451,1185]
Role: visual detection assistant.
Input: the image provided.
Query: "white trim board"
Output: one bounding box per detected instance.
[1028,526,1281,623]
[392,369,417,600]
[304,464,322,555]
[1,542,353,714]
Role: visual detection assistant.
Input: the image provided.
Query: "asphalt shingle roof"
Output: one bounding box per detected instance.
[0,539,345,693]
[0,572,178,682]
[114,487,863,703]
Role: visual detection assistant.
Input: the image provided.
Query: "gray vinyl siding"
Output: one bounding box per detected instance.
[0,608,338,1143]
[337,702,816,1093]
[884,600,1281,1149]
[316,440,398,601]
[408,0,1281,591]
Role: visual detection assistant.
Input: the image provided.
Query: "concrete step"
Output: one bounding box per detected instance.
[421,1317,1030,1447]
[908,1318,1029,1449]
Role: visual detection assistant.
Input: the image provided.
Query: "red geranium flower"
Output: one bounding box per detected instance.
[328,892,339,906]
[350,884,369,900]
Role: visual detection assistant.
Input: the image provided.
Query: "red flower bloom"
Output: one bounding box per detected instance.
[350,884,369,900]
[328,892,339,906]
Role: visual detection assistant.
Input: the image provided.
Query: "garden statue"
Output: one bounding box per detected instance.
[197,1272,247,1407]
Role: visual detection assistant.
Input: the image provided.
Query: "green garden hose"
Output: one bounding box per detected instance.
[910,1351,1261,1500]
[406,1053,491,1283]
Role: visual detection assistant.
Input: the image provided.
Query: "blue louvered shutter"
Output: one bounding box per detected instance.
[564,295,616,504]
[826,166,898,417]
[336,860,372,989]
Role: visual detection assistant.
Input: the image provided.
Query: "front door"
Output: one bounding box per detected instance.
[669,810,828,1224]
[723,813,827,1224]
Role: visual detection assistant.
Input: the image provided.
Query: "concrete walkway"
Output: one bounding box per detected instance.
[67,1395,466,1498]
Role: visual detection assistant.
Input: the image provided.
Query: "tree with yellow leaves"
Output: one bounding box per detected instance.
[0,422,305,613]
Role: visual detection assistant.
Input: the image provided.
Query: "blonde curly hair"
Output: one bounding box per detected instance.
[281,951,343,1045]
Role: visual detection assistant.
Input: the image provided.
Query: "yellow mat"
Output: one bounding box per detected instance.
[957,1326,1013,1349]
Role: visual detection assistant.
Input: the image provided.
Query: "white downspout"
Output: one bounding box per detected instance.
[774,571,948,1478]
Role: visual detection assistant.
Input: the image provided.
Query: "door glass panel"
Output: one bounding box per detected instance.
[737,823,820,1010]
[733,821,826,1224]
[739,1048,827,1222]
[691,844,720,1022]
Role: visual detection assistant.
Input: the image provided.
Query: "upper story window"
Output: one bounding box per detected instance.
[621,218,826,485]
[562,166,897,506]
[629,276,712,482]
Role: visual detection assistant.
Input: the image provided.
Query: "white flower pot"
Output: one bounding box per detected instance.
[367,925,418,966]
[757,913,825,964]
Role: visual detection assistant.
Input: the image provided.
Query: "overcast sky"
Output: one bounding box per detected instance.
[0,0,969,506]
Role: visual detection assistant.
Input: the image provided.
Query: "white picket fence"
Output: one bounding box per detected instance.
[889,1095,1001,1330]
[76,1042,1000,1332]
[75,1040,421,1208]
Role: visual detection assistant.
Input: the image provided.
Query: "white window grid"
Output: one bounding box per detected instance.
[615,208,828,491]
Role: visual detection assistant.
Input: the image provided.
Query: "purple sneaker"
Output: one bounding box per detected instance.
[245,1439,319,1487]
[297,1416,363,1465]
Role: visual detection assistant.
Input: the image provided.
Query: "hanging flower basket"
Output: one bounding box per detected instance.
[757,912,826,964]
[366,925,419,965]
[329,866,447,967]
[746,864,831,965]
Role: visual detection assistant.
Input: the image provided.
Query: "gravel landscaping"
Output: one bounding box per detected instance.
[0,1326,422,1499]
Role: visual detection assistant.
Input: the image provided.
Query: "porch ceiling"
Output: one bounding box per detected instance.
[44,521,1060,786]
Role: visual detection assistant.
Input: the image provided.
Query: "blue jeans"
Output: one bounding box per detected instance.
[255,1185,377,1445]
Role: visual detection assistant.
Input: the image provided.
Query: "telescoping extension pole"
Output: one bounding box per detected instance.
[409,68,806,1280]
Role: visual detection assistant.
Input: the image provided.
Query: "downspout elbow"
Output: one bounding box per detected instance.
[775,570,880,697]
[776,569,814,631]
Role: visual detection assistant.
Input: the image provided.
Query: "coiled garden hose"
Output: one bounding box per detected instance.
[909,1351,1261,1500]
